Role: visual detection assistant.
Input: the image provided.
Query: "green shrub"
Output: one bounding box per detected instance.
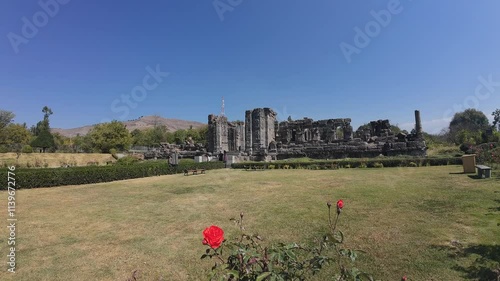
[109,148,118,159]
[116,155,139,165]
[232,157,462,170]
[21,145,33,153]
[409,162,418,167]
[373,162,384,168]
[179,158,195,164]
[8,161,224,189]
[307,164,319,170]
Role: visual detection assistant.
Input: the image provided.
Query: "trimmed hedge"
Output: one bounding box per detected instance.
[232,157,462,170]
[6,161,224,189]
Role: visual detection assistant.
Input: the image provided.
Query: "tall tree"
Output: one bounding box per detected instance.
[31,106,56,152]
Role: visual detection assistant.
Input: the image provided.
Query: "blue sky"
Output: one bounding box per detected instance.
[1,0,499,133]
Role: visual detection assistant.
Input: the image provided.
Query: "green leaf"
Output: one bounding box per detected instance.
[256,272,272,281]
[334,230,344,243]
[228,270,239,278]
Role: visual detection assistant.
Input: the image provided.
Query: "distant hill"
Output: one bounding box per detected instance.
[51,116,206,137]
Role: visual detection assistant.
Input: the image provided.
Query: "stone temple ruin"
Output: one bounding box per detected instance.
[207,108,426,161]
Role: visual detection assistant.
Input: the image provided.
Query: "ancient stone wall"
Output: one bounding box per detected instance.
[207,108,426,160]
[207,114,229,153]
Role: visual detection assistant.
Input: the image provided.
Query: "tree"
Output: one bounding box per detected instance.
[2,123,32,145]
[0,110,15,131]
[147,124,169,145]
[31,106,56,152]
[449,109,490,144]
[42,106,53,120]
[52,132,73,152]
[493,109,500,131]
[186,127,201,142]
[173,129,187,144]
[31,130,55,152]
[131,129,146,146]
[195,125,208,145]
[73,134,93,153]
[390,125,402,135]
[88,121,131,153]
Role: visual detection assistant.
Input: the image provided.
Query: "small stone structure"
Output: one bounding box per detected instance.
[207,108,426,161]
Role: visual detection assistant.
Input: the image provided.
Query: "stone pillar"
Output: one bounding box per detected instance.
[252,108,264,151]
[415,110,422,137]
[245,110,252,154]
[207,114,216,153]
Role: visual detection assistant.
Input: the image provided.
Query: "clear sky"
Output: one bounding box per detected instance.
[1,0,499,133]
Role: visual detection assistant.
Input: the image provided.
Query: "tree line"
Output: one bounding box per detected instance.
[0,107,207,154]
[1,106,499,154]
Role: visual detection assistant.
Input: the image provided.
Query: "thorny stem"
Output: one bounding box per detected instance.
[328,206,344,277]
[331,209,340,235]
[215,250,225,264]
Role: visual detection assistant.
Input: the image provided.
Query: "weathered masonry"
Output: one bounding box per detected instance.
[207,108,426,161]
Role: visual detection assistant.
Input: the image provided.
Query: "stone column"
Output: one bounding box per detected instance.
[414,110,422,137]
[245,110,252,154]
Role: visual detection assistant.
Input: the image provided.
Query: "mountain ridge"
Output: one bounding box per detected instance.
[51,115,206,137]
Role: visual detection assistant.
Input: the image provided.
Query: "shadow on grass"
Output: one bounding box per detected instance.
[453,245,500,281]
[432,244,500,280]
[489,199,500,213]
[467,175,489,180]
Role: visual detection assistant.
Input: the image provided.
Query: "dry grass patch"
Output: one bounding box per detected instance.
[0,153,115,168]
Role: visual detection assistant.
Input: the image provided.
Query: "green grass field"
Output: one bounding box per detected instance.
[0,166,498,280]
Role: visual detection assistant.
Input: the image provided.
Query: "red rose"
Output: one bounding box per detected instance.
[401,276,407,281]
[337,200,344,209]
[202,225,224,249]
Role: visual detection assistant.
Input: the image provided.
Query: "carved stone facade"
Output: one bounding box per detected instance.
[207,108,426,160]
[245,108,277,155]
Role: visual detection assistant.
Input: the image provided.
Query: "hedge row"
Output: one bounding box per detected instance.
[232,157,462,170]
[5,161,224,189]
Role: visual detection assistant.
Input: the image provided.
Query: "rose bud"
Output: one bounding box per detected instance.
[336,200,344,209]
[336,199,344,214]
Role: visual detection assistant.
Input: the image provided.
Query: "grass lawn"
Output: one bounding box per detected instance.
[0,166,498,280]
